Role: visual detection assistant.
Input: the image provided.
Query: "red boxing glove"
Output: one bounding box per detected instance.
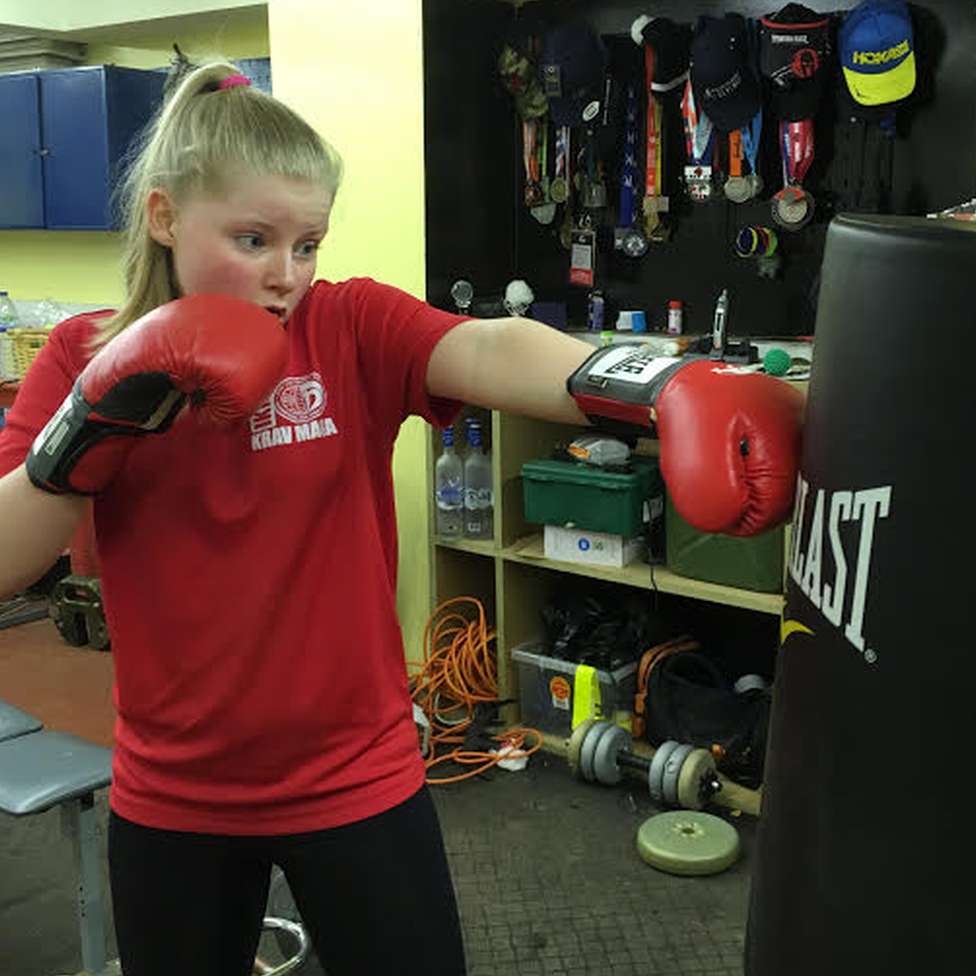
[568,347,805,536]
[27,294,287,494]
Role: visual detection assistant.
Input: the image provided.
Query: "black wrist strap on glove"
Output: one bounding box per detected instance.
[27,376,185,494]
[567,342,687,438]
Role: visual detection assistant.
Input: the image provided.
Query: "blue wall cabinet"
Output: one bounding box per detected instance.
[0,65,164,230]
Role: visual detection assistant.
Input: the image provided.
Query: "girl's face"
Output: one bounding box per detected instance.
[148,168,332,325]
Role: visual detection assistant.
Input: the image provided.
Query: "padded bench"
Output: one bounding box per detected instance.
[0,697,113,975]
[0,697,310,976]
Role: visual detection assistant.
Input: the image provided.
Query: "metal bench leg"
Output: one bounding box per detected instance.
[61,793,109,976]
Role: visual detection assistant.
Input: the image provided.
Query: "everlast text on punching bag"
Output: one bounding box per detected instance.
[745,214,974,976]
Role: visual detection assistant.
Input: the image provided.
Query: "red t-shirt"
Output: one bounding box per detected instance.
[0,278,468,834]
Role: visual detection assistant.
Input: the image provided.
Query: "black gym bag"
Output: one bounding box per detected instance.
[641,646,771,789]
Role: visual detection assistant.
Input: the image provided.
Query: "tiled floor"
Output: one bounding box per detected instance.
[1,752,755,976]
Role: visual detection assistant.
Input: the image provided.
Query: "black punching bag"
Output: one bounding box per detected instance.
[745,214,974,976]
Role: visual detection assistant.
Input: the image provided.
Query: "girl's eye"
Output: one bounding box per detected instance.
[297,241,320,258]
[237,234,264,250]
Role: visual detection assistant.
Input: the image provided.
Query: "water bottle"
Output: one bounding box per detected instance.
[463,420,493,540]
[434,426,464,538]
[0,291,19,381]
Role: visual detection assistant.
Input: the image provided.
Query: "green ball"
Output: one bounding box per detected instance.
[763,348,792,377]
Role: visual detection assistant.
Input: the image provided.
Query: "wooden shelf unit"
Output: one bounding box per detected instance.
[427,409,787,735]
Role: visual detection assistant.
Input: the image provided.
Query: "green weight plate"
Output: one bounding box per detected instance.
[567,719,598,780]
[579,720,613,783]
[648,740,680,803]
[676,748,717,811]
[636,811,741,876]
[662,743,693,806]
[591,724,632,786]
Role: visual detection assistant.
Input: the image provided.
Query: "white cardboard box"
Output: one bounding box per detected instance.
[543,525,644,568]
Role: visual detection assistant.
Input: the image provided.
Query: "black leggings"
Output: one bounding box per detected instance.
[108,786,466,976]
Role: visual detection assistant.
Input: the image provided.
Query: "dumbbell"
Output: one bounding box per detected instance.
[567,719,721,811]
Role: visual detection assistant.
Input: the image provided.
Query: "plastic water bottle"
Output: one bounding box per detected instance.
[463,420,493,540]
[435,426,464,538]
[0,291,19,382]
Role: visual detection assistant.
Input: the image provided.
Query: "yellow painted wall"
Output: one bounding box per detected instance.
[0,1,435,661]
[0,13,271,306]
[267,0,433,664]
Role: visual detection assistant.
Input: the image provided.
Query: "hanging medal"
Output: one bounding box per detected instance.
[522,119,545,209]
[681,78,715,203]
[772,119,815,231]
[614,79,647,257]
[725,108,763,203]
[642,45,669,240]
[725,129,749,203]
[530,120,557,225]
[550,125,570,205]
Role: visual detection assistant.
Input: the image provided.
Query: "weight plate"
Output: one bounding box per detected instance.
[636,811,741,876]
[567,719,598,780]
[591,724,632,786]
[676,748,717,811]
[662,743,694,807]
[648,740,680,803]
[579,720,613,783]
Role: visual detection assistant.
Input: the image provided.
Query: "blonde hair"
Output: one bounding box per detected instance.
[97,61,343,346]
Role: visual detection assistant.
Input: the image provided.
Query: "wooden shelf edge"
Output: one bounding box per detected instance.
[432,537,496,557]
[532,731,762,819]
[500,533,784,616]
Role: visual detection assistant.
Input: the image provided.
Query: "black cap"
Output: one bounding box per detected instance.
[632,15,692,93]
[759,4,833,121]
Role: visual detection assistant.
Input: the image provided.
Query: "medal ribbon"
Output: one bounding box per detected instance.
[740,108,762,175]
[555,125,570,185]
[537,119,549,191]
[729,130,743,179]
[681,78,714,166]
[522,119,539,187]
[619,81,639,228]
[780,119,814,186]
[644,46,663,199]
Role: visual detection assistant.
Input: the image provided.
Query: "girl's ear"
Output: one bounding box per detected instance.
[147,189,177,246]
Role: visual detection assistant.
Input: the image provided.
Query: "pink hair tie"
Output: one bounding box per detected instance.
[219,74,251,90]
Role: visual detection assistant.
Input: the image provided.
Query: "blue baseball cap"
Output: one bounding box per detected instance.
[838,0,915,106]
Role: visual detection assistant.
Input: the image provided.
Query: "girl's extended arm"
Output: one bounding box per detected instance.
[426,317,594,424]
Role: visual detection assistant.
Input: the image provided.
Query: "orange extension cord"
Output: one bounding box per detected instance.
[407,596,543,784]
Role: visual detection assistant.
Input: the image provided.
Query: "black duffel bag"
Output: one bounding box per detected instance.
[640,646,771,788]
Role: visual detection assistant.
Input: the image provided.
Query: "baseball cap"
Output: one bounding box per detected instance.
[838,0,915,106]
[690,13,762,133]
[759,4,832,121]
[539,22,609,127]
[631,15,692,93]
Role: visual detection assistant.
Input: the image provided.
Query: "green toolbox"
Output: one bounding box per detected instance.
[521,455,664,539]
[665,496,785,593]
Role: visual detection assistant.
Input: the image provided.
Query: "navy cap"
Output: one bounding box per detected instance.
[691,13,762,133]
[539,22,609,127]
